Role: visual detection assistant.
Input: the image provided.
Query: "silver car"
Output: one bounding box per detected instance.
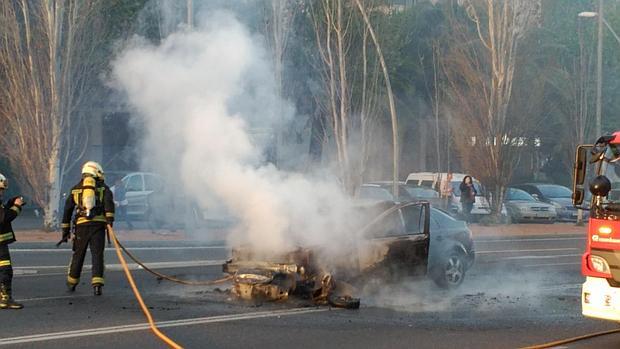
[505,188,557,223]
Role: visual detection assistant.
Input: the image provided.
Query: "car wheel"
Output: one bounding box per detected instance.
[433,252,466,289]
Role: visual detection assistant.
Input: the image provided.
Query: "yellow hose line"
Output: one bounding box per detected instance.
[108,225,183,349]
[521,328,620,349]
[115,239,232,286]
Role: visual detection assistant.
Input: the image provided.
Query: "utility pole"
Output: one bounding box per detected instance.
[187,0,193,29]
[596,0,603,137]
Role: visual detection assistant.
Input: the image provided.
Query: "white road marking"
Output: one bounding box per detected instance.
[502,254,581,260]
[536,283,581,291]
[11,246,227,252]
[16,294,93,302]
[14,272,67,278]
[522,262,581,268]
[477,248,578,254]
[476,237,584,243]
[0,307,330,345]
[14,259,227,272]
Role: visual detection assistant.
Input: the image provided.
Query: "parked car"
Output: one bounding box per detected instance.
[110,172,164,218]
[512,183,582,221]
[504,187,557,223]
[224,201,476,300]
[404,185,443,208]
[110,171,236,231]
[357,182,414,203]
[406,172,493,220]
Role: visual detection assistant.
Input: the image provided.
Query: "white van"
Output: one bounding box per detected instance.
[405,172,492,219]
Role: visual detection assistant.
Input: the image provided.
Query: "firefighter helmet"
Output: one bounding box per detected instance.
[81,161,104,179]
[0,174,6,189]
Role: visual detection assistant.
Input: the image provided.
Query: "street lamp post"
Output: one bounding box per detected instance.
[578,1,603,138]
[596,0,603,138]
[577,5,620,226]
[578,2,620,138]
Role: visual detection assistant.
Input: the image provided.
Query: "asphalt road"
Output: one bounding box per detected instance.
[1,232,619,349]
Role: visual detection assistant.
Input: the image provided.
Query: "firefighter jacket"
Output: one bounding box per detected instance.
[61,179,114,229]
[0,199,21,246]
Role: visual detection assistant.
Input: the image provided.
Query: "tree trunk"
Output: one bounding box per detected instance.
[354,0,399,197]
[44,148,61,230]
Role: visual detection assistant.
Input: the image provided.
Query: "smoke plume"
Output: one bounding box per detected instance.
[111,11,356,255]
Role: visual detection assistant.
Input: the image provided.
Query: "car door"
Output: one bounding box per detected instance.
[399,203,431,276]
[122,174,145,216]
[358,202,430,277]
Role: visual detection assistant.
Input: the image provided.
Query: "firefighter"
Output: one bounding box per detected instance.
[0,173,24,309]
[61,161,114,296]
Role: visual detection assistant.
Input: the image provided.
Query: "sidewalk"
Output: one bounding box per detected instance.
[13,227,230,243]
[13,222,586,243]
[469,222,586,238]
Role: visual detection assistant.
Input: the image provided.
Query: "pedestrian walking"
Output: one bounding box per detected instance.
[440,172,453,211]
[459,175,477,223]
[0,173,24,309]
[61,161,114,296]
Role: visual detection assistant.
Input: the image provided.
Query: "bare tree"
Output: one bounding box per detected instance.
[353,0,400,197]
[262,0,298,166]
[441,0,541,216]
[0,0,106,228]
[310,0,356,193]
[309,0,389,194]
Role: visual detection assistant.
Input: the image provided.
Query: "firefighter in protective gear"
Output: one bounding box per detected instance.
[0,173,24,309]
[61,161,114,296]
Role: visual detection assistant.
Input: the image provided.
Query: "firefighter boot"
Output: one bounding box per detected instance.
[93,284,102,296]
[67,282,77,292]
[0,284,23,309]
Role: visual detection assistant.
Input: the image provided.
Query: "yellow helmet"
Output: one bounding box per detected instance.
[0,173,6,189]
[81,161,104,179]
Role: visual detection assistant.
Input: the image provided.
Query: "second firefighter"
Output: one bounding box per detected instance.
[61,161,114,296]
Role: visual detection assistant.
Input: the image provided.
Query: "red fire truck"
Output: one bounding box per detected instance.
[573,131,620,321]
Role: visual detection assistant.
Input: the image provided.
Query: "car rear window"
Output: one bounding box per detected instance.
[506,188,536,201]
[430,208,461,228]
[537,185,572,198]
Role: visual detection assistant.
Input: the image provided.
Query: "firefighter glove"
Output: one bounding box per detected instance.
[7,196,26,208]
[61,227,71,242]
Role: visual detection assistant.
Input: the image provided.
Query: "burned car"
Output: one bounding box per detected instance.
[356,201,475,288]
[222,201,475,307]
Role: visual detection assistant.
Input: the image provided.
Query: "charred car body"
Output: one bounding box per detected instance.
[223,201,475,307]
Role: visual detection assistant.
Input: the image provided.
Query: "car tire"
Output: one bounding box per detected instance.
[432,251,466,289]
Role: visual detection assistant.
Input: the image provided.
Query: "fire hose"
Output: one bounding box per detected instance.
[106,225,233,348]
[107,225,183,348]
[521,327,620,349]
[113,238,232,286]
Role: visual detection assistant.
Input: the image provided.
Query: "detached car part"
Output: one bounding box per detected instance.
[223,248,360,309]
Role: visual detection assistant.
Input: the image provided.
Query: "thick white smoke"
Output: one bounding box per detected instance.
[111,12,356,255]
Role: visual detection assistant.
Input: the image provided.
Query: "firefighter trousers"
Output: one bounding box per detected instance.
[67,223,106,286]
[0,244,12,287]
